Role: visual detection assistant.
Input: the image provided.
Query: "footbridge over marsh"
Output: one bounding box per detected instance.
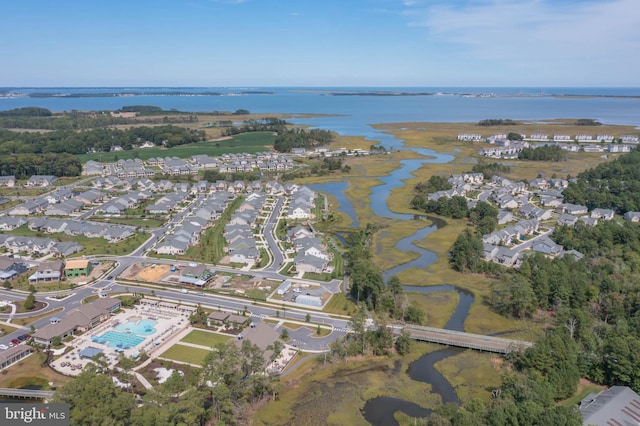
[404,325,534,354]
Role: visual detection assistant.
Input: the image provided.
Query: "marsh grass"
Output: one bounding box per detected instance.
[253,342,444,426]
[407,291,459,329]
[433,350,503,403]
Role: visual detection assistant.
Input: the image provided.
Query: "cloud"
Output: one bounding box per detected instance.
[403,0,640,71]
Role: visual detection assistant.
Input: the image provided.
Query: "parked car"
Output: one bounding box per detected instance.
[16,335,26,342]
[21,334,31,340]
[0,344,8,350]
[10,339,21,346]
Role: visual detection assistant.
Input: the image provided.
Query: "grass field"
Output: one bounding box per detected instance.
[180,329,232,347]
[76,131,276,163]
[158,344,210,366]
[0,351,72,389]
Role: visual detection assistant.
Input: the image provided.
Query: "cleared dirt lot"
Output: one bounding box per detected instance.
[123,263,171,282]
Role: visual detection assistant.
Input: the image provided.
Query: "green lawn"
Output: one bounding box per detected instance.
[158,344,211,366]
[180,329,232,348]
[90,216,166,229]
[76,132,276,163]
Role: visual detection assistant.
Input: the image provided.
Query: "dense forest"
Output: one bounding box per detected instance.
[273,128,334,152]
[0,125,204,155]
[0,107,200,130]
[427,328,583,425]
[562,150,640,212]
[478,119,517,126]
[518,145,568,161]
[222,118,288,136]
[489,220,640,393]
[0,153,82,178]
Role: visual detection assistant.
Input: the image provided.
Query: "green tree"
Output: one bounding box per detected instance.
[450,230,484,273]
[23,293,35,310]
[395,329,412,355]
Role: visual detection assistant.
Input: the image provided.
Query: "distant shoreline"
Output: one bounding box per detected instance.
[2,89,639,100]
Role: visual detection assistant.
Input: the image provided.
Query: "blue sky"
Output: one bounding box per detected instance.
[1,0,638,87]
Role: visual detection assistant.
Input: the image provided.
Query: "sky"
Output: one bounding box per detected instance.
[1,0,639,87]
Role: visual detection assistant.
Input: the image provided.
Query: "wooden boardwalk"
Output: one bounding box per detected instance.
[0,387,55,399]
[404,325,533,354]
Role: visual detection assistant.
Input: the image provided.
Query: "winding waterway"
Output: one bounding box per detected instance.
[306,130,473,425]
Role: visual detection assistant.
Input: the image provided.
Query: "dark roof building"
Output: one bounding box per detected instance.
[580,386,640,426]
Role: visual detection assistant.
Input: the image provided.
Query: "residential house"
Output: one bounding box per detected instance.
[26,175,58,187]
[155,237,190,255]
[45,199,84,216]
[64,259,92,278]
[29,260,65,283]
[0,217,26,231]
[559,203,588,215]
[590,208,615,221]
[608,144,631,153]
[557,214,578,226]
[531,237,563,256]
[492,247,520,267]
[0,256,29,281]
[74,190,105,206]
[623,211,640,222]
[0,175,16,187]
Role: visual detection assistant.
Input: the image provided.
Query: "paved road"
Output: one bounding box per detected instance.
[0,188,349,351]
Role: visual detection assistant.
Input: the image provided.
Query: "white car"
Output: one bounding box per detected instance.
[0,344,8,350]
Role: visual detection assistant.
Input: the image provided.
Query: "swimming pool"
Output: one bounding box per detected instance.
[94,331,144,349]
[93,319,158,349]
[113,319,157,336]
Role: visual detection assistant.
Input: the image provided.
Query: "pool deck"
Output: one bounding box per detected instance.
[51,306,190,377]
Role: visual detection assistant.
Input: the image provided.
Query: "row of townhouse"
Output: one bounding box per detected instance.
[483,219,540,247]
[528,178,569,190]
[428,186,467,202]
[82,161,105,176]
[192,191,234,222]
[224,192,269,265]
[97,190,154,215]
[9,187,101,216]
[448,173,484,185]
[0,234,82,258]
[457,133,483,141]
[115,159,156,179]
[286,185,316,220]
[155,216,210,256]
[26,175,58,187]
[155,192,236,256]
[145,192,190,215]
[27,217,135,242]
[479,142,528,159]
